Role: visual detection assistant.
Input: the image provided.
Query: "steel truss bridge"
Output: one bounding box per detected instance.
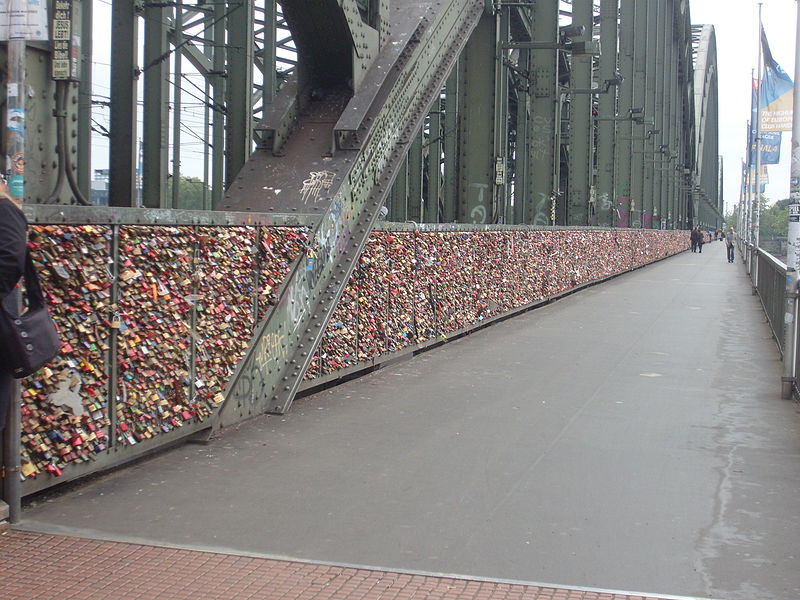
[0,0,720,496]
[22,0,720,228]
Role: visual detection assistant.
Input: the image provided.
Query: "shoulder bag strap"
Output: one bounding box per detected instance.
[21,249,46,311]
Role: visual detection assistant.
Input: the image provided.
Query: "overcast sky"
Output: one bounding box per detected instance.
[690,0,798,213]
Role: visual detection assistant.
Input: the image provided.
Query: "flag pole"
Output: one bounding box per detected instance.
[746,114,752,245]
[746,112,754,246]
[781,0,800,399]
[751,3,764,285]
[790,0,800,272]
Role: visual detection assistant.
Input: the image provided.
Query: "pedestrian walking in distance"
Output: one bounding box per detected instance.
[725,228,735,263]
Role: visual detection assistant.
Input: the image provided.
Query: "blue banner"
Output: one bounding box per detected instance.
[760,26,794,132]
[760,131,782,164]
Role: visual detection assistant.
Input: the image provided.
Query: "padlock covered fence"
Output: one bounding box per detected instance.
[308,229,688,379]
[14,207,688,494]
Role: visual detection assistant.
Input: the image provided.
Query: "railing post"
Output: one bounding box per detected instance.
[1,374,21,523]
[751,245,759,295]
[782,268,798,399]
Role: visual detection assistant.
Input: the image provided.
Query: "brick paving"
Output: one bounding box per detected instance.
[1,530,702,600]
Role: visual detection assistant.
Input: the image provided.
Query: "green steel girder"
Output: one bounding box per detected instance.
[77,0,93,197]
[494,9,511,223]
[226,0,255,185]
[407,130,424,221]
[614,0,634,227]
[594,0,618,227]
[109,0,138,208]
[457,15,498,224]
[425,106,443,223]
[692,24,720,229]
[651,0,666,229]
[171,6,184,209]
[656,0,669,229]
[442,67,460,222]
[513,47,531,224]
[566,0,593,226]
[629,0,647,228]
[142,1,170,209]
[641,0,658,229]
[390,157,409,221]
[215,0,486,420]
[526,0,559,226]
[102,0,710,231]
[18,0,716,243]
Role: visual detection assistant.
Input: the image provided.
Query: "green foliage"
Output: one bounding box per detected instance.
[166,175,211,210]
[760,197,790,240]
[725,205,738,230]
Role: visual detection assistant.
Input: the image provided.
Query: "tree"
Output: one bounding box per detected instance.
[725,206,739,231]
[166,175,212,210]
[759,198,790,240]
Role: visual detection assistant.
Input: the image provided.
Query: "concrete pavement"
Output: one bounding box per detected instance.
[12,240,800,600]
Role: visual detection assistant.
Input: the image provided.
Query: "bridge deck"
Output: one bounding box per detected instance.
[10,241,800,600]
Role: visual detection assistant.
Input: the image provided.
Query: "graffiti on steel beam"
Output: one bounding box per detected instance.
[231,331,288,410]
[468,183,489,223]
[530,115,553,160]
[222,0,487,420]
[616,196,629,228]
[533,192,550,226]
[301,171,336,204]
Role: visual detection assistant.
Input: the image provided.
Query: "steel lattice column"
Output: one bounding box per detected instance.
[513,48,530,224]
[211,1,227,209]
[526,0,559,226]
[142,2,169,208]
[425,104,443,223]
[669,3,681,228]
[77,0,93,197]
[442,68,460,222]
[651,0,666,229]
[567,0,593,226]
[226,0,255,186]
[457,14,497,224]
[680,6,692,229]
[629,0,648,228]
[595,0,618,227]
[614,0,634,227]
[389,157,408,221]
[493,9,510,222]
[641,0,658,229]
[109,0,138,207]
[664,7,674,229]
[171,6,184,208]
[408,130,424,221]
[658,0,673,229]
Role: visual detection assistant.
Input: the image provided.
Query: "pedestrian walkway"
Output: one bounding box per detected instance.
[7,240,800,600]
[2,529,700,600]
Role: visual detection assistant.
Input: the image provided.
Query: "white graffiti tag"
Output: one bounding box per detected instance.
[300,170,335,204]
[533,193,550,226]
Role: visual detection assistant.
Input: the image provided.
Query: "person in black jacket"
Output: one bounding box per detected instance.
[0,191,27,431]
